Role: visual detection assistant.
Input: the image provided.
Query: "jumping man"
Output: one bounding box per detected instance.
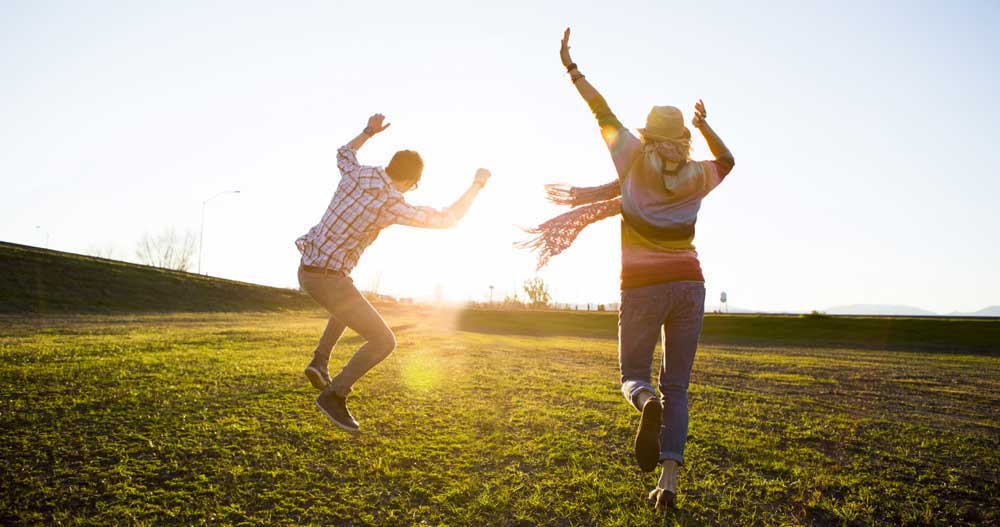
[296,113,491,432]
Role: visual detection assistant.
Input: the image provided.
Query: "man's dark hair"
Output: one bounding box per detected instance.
[385,150,423,183]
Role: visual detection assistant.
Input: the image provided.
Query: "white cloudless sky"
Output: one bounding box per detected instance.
[1,0,998,313]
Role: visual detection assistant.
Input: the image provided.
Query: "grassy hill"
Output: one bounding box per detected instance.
[0,241,315,313]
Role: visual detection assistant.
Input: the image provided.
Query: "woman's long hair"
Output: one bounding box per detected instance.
[632,134,691,180]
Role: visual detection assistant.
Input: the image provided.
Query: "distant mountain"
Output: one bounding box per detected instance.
[946,306,1000,317]
[824,304,938,316]
[971,306,1000,317]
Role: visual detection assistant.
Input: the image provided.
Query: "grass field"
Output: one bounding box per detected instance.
[1,307,998,526]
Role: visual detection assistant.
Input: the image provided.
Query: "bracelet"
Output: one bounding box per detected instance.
[571,74,586,84]
[566,62,578,73]
[362,126,375,136]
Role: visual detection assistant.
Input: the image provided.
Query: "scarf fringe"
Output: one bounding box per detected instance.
[544,181,620,207]
[515,197,622,270]
[520,140,686,269]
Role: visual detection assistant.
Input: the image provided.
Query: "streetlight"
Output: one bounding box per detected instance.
[198,190,240,275]
[35,225,49,249]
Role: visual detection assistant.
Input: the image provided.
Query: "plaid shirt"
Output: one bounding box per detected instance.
[296,145,458,272]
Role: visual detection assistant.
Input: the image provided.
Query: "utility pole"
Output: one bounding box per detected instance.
[199,190,240,274]
[489,285,495,305]
[35,226,49,249]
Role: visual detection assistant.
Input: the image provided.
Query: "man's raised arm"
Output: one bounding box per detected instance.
[390,169,492,229]
[338,113,391,175]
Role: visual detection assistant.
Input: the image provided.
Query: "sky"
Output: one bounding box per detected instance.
[1,1,998,313]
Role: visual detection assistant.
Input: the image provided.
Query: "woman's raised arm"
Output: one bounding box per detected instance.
[692,100,735,174]
[560,28,639,178]
[561,28,603,104]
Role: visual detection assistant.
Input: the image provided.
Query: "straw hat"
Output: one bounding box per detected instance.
[637,106,690,143]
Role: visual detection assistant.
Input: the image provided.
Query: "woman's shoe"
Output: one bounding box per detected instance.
[634,398,662,472]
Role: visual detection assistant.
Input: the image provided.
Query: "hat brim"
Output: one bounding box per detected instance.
[638,128,673,142]
[638,127,691,143]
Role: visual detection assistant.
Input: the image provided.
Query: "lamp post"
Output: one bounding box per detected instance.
[198,190,240,275]
[35,225,49,249]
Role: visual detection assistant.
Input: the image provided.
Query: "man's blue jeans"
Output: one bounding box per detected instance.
[298,266,397,397]
[619,281,706,465]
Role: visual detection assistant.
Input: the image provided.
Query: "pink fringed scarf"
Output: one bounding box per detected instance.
[517,141,687,269]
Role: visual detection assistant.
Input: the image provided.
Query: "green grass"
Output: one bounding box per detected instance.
[1,307,997,526]
[0,241,314,313]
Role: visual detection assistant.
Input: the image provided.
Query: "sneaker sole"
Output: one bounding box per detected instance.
[304,367,329,390]
[635,399,662,472]
[314,399,359,434]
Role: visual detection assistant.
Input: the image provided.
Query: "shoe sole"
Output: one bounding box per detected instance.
[314,399,359,434]
[304,367,329,390]
[635,399,662,472]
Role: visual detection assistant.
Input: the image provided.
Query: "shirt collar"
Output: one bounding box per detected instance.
[376,166,403,198]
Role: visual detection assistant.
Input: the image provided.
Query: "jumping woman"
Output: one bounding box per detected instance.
[519,29,735,510]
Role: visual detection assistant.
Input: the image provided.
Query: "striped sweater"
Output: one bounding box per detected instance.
[588,96,735,289]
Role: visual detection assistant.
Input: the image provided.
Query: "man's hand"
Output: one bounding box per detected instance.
[474,168,491,186]
[365,113,391,135]
[692,99,707,129]
[560,28,574,69]
[347,113,390,150]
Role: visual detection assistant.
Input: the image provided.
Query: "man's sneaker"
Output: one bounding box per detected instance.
[304,363,331,390]
[634,397,662,472]
[315,391,359,433]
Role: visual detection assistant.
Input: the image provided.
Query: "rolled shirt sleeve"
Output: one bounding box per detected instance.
[387,198,459,229]
[336,145,361,177]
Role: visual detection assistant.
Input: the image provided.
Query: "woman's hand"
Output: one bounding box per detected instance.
[365,113,391,135]
[560,27,574,69]
[692,100,707,129]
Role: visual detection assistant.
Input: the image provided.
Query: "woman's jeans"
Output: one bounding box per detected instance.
[619,281,706,465]
[298,266,396,397]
